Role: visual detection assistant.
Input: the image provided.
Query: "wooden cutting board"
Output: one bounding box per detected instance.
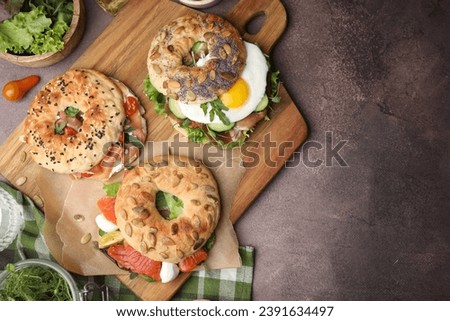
[0,0,308,300]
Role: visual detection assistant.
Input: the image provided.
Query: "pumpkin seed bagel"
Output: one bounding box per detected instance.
[23,68,125,174]
[114,155,220,263]
[147,13,247,104]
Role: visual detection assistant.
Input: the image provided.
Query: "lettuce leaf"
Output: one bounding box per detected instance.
[143,76,167,116]
[0,4,70,55]
[155,191,184,220]
[102,181,121,197]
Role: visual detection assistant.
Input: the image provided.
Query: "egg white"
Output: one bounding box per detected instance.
[95,213,119,233]
[178,42,268,124]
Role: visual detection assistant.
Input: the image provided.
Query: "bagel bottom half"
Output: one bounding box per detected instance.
[114,155,220,264]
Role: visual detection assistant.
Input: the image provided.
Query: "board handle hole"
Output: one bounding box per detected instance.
[245,12,267,35]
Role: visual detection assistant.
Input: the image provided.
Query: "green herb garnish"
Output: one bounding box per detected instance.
[209,98,231,125]
[155,191,184,220]
[270,70,281,103]
[0,263,72,301]
[64,106,80,118]
[200,102,208,116]
[125,134,144,149]
[180,119,208,144]
[202,233,216,252]
[102,181,121,197]
[143,76,166,115]
[54,120,67,134]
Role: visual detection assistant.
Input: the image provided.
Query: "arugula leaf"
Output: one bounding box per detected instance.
[209,98,231,125]
[0,263,72,301]
[270,70,282,103]
[54,119,67,134]
[64,106,80,118]
[180,119,208,144]
[202,233,216,252]
[125,133,144,149]
[155,191,184,220]
[28,0,73,25]
[102,181,121,197]
[200,103,208,116]
[143,76,166,115]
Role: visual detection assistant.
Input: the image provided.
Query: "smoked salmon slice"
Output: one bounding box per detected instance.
[107,243,162,281]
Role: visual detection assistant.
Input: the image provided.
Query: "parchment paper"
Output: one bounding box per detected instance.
[39,134,246,276]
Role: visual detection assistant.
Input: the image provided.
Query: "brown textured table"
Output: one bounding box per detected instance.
[1,0,450,300]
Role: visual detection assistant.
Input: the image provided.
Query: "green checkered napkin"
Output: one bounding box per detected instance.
[0,181,254,301]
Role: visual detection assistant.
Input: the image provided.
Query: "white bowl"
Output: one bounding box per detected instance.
[178,0,222,9]
[0,188,24,252]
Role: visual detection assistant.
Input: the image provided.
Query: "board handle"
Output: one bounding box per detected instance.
[225,0,287,53]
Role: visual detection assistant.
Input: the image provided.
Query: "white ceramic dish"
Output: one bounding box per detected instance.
[0,188,24,252]
[178,0,222,9]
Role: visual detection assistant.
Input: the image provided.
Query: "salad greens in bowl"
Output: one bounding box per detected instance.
[0,258,81,301]
[0,0,85,67]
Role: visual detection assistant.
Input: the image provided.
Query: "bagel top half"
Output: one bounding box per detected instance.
[147,13,247,104]
[24,69,125,174]
[114,155,221,263]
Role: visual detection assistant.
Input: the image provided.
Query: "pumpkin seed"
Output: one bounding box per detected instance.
[171,223,178,235]
[15,176,27,186]
[162,236,175,246]
[127,196,137,206]
[131,218,145,228]
[147,232,156,247]
[153,64,162,74]
[33,195,44,208]
[223,43,232,55]
[119,209,128,220]
[125,223,133,237]
[192,215,201,228]
[81,233,91,245]
[176,249,185,259]
[20,151,27,162]
[74,214,85,222]
[148,227,158,234]
[140,242,149,254]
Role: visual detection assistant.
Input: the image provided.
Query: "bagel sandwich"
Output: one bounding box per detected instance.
[95,155,220,283]
[23,68,147,181]
[144,13,281,148]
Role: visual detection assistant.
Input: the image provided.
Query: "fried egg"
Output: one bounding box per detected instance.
[178,42,268,124]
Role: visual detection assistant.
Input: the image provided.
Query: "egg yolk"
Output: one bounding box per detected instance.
[219,78,249,109]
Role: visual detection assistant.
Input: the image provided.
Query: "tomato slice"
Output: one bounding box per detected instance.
[107,243,162,281]
[125,96,139,117]
[178,248,208,273]
[97,196,116,224]
[64,126,78,136]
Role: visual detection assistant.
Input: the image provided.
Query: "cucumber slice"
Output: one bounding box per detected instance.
[168,98,186,119]
[254,94,269,112]
[207,122,235,133]
[191,41,207,53]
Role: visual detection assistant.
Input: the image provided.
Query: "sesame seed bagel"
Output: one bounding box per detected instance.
[115,155,220,263]
[24,69,125,174]
[147,13,247,104]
